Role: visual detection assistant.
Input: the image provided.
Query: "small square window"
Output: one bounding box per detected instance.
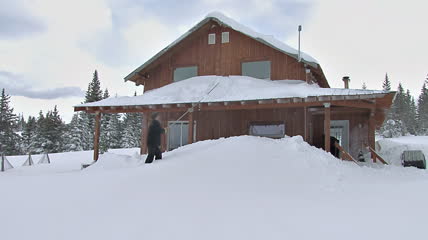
[221,32,229,43]
[208,33,216,45]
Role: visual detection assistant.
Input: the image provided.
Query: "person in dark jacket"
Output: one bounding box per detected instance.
[145,112,165,164]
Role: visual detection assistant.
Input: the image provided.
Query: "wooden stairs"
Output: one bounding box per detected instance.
[334,142,388,165]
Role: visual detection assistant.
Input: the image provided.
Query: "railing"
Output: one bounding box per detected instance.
[334,142,359,164]
[367,146,388,165]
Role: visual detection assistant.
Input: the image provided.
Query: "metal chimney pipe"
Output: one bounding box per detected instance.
[343,76,350,89]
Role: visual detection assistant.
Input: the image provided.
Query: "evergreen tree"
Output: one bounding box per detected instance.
[21,116,37,153]
[404,90,417,135]
[85,70,103,103]
[63,113,84,152]
[382,73,391,91]
[121,91,142,148]
[31,107,66,153]
[82,70,104,150]
[362,82,367,90]
[100,88,111,153]
[417,77,428,135]
[106,113,122,149]
[0,89,20,155]
[382,83,408,137]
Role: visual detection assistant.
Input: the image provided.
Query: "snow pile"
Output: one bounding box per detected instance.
[377,136,428,166]
[1,136,428,240]
[77,76,388,108]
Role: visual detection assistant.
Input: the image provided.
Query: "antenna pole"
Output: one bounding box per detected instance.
[298,25,302,62]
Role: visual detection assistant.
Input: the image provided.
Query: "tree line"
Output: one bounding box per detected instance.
[0,70,142,156]
[379,73,428,137]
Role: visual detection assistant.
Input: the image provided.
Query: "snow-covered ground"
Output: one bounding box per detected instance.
[377,136,428,166]
[1,136,428,240]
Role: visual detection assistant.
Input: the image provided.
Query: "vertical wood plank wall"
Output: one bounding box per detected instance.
[141,20,327,91]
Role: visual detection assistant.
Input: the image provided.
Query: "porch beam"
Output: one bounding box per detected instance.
[368,110,376,162]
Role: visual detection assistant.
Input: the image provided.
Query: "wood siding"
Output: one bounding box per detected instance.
[136,20,327,91]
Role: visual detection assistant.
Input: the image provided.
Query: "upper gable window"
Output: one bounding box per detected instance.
[221,32,229,43]
[173,66,198,82]
[241,60,271,79]
[208,33,216,45]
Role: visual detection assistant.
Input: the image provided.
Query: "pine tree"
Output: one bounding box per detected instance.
[417,76,428,135]
[382,73,391,91]
[85,70,103,103]
[382,83,408,137]
[81,70,104,150]
[121,91,142,148]
[106,113,122,149]
[21,116,37,153]
[100,88,111,153]
[404,89,417,135]
[0,89,21,155]
[362,82,367,89]
[63,113,84,152]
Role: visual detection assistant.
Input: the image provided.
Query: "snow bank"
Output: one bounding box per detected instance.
[77,76,388,108]
[1,136,427,240]
[377,136,428,166]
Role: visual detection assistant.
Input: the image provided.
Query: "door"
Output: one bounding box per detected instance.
[167,121,189,151]
[330,120,350,152]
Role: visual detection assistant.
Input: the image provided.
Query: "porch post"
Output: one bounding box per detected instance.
[188,108,194,144]
[140,112,149,155]
[368,110,376,162]
[93,112,101,161]
[324,103,331,152]
[304,106,308,142]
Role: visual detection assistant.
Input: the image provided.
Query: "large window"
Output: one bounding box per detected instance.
[242,60,271,79]
[173,66,198,82]
[249,122,285,138]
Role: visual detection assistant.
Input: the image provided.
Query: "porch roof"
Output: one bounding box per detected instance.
[75,76,394,113]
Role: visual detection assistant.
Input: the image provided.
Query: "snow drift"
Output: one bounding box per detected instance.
[1,136,428,240]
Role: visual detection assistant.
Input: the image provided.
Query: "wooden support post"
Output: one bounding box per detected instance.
[188,108,194,144]
[304,107,308,142]
[140,112,149,155]
[93,112,101,161]
[324,103,331,152]
[368,110,376,162]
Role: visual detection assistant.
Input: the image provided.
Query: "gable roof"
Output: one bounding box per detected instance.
[124,12,319,82]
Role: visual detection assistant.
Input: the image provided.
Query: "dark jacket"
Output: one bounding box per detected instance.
[147,120,165,146]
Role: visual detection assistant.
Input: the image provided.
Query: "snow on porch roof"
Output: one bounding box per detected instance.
[124,11,318,82]
[76,76,390,108]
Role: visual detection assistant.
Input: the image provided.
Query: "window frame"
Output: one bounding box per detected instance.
[172,65,199,82]
[241,59,272,80]
[248,121,286,139]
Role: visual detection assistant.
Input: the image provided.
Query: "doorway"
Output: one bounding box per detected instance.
[330,120,350,152]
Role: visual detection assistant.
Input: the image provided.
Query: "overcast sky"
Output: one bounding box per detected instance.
[1,0,427,122]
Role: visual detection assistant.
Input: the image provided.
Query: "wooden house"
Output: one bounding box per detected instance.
[75,12,395,162]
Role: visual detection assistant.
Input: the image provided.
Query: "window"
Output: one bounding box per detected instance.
[208,33,216,44]
[167,121,196,151]
[173,66,198,82]
[249,123,285,138]
[242,60,271,79]
[221,32,229,43]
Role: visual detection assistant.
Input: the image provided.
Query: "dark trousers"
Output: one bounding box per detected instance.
[145,145,162,163]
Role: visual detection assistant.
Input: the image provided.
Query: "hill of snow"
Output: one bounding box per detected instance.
[1,136,428,240]
[377,136,428,166]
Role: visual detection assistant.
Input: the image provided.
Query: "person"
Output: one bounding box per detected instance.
[145,112,165,164]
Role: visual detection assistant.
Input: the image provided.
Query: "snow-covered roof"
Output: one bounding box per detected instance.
[76,76,390,108]
[124,11,318,82]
